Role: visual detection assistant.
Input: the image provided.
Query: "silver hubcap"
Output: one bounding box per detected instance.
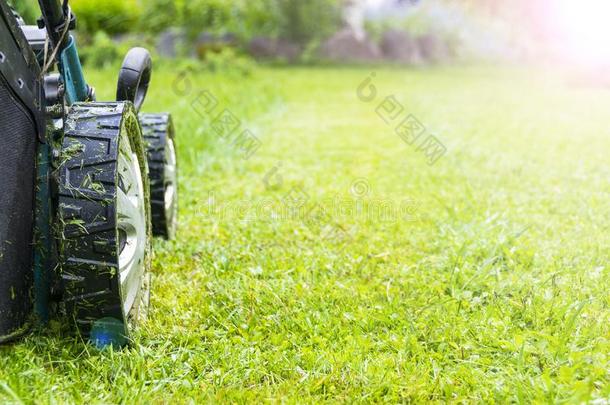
[164,138,178,235]
[117,134,147,317]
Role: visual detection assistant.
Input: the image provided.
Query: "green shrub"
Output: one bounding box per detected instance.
[67,0,342,57]
[181,0,233,39]
[275,0,341,45]
[239,0,281,39]
[239,0,341,46]
[79,31,121,68]
[139,0,180,34]
[9,0,38,23]
[178,0,340,48]
[71,0,141,36]
[202,47,255,75]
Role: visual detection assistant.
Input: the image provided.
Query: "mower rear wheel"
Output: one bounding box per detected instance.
[58,102,152,345]
[140,113,178,239]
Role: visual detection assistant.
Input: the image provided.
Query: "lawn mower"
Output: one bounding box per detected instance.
[0,0,178,346]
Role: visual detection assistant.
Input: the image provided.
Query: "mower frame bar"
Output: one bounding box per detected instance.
[37,0,89,103]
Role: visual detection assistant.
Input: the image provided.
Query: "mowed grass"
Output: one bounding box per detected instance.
[1,63,610,403]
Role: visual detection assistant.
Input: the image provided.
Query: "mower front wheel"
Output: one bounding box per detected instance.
[58,102,152,346]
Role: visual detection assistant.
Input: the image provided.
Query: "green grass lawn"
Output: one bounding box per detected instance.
[1,63,610,403]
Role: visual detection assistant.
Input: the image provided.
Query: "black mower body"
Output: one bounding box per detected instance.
[0,2,44,341]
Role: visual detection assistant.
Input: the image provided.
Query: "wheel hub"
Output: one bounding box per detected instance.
[164,138,178,236]
[117,137,147,316]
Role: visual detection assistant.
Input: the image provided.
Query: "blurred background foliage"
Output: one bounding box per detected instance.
[10,0,521,66]
[11,0,342,44]
[13,0,340,46]
[11,0,344,63]
[69,0,141,35]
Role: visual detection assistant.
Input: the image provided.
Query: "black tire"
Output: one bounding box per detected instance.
[58,102,152,345]
[140,113,178,239]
